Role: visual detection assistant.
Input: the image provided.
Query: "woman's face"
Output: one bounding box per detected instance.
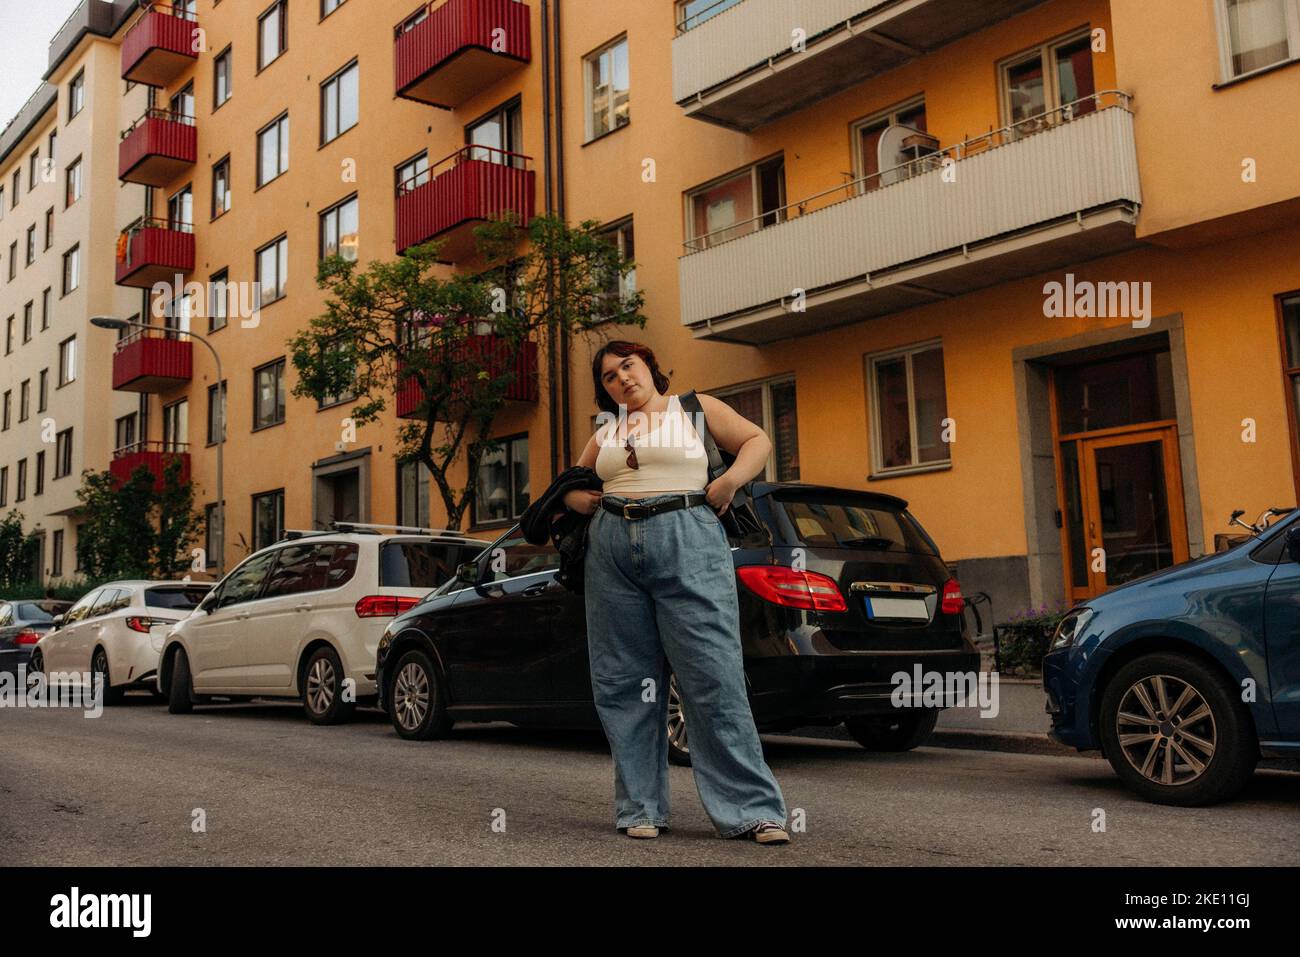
[600,352,657,411]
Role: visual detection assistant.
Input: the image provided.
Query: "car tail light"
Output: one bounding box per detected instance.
[736,566,847,612]
[125,617,168,634]
[14,629,41,646]
[355,595,421,619]
[941,579,965,615]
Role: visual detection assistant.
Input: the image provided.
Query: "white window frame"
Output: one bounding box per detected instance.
[258,0,288,71]
[850,95,927,184]
[1213,0,1300,81]
[583,35,630,142]
[257,113,290,187]
[58,336,77,386]
[255,235,288,307]
[865,339,950,476]
[997,28,1095,128]
[214,46,233,108]
[710,375,798,482]
[320,60,359,145]
[684,156,785,250]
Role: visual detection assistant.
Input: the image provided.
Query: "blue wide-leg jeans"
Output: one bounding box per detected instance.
[584,493,787,837]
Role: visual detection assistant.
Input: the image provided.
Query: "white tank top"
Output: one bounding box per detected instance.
[595,394,710,496]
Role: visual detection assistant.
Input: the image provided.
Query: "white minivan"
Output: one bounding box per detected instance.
[158,531,482,723]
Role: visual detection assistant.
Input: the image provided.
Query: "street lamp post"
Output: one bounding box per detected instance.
[91,316,225,577]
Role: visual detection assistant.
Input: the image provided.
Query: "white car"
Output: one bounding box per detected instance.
[158,531,482,724]
[30,581,214,704]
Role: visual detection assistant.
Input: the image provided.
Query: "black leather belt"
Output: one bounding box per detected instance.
[601,493,709,520]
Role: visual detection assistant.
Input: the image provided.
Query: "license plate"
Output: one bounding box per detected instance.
[863,596,929,620]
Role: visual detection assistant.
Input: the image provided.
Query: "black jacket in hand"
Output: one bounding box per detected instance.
[518,465,603,594]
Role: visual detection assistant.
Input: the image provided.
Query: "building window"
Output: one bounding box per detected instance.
[207,381,228,444]
[397,460,430,529]
[62,245,79,294]
[0,186,5,216]
[9,171,18,208]
[473,434,529,524]
[29,150,39,190]
[321,0,347,16]
[255,235,288,307]
[851,97,929,192]
[1216,0,1300,79]
[395,151,429,196]
[867,342,950,474]
[214,45,233,108]
[258,0,288,70]
[674,0,744,31]
[252,489,285,550]
[51,529,63,576]
[35,451,45,496]
[41,288,50,329]
[0,468,7,507]
[597,217,635,311]
[25,225,35,266]
[710,378,800,481]
[55,428,73,478]
[254,358,286,429]
[65,157,82,207]
[38,370,48,411]
[15,460,26,502]
[466,99,523,164]
[19,379,29,421]
[7,243,14,281]
[257,113,290,186]
[48,129,56,164]
[320,60,359,145]
[58,336,77,385]
[162,400,188,453]
[44,207,53,249]
[204,502,224,567]
[2,391,9,430]
[685,156,785,250]
[319,194,358,261]
[22,302,32,342]
[3,315,10,352]
[68,71,85,120]
[210,269,229,331]
[1281,293,1300,493]
[999,31,1096,128]
[212,156,231,217]
[585,35,630,141]
[168,184,193,232]
[115,413,137,451]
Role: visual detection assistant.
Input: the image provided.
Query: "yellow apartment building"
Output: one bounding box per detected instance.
[4,0,1298,620]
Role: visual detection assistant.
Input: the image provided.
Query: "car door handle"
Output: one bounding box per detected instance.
[294,604,312,613]
[236,611,250,620]
[522,583,548,597]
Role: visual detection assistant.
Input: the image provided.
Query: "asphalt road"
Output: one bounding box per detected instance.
[2,695,1297,866]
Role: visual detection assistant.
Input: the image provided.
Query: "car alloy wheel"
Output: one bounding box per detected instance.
[667,673,689,758]
[27,650,43,692]
[1115,673,1216,787]
[306,657,337,716]
[393,661,430,732]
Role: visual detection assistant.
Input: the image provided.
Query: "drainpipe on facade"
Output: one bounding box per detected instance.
[540,0,559,480]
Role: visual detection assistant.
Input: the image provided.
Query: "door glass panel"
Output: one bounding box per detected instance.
[1093,441,1175,587]
[263,544,334,598]
[1056,351,1176,434]
[691,170,755,246]
[1006,55,1046,123]
[1054,36,1096,114]
[1060,441,1088,589]
[912,348,949,464]
[874,357,911,468]
[218,551,278,608]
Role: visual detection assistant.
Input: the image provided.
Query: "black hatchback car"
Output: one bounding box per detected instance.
[375,483,980,763]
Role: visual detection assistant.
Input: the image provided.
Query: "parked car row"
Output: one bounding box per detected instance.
[13,492,1300,808]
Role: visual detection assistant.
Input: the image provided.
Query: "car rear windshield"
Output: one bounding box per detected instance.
[17,602,63,621]
[380,541,465,588]
[772,493,939,556]
[145,586,212,611]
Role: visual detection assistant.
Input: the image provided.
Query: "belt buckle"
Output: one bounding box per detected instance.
[622,502,648,520]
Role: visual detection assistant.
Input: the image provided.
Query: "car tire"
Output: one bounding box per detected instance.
[843,711,939,752]
[91,647,125,707]
[667,673,691,767]
[388,649,451,741]
[167,649,194,715]
[302,646,356,725]
[27,649,44,692]
[1099,652,1257,807]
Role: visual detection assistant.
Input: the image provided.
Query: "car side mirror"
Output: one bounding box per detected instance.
[456,561,480,584]
[51,614,64,629]
[1287,526,1300,563]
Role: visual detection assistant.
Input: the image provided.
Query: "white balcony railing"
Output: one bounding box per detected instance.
[679,92,1141,331]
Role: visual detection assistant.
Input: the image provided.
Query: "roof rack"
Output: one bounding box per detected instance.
[327,522,478,538]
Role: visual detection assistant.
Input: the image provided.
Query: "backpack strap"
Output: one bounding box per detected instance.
[678,390,725,482]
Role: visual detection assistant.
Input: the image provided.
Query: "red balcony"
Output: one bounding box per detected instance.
[110,442,192,492]
[396,146,536,260]
[112,328,193,393]
[396,334,539,419]
[119,109,196,187]
[115,219,195,289]
[121,4,200,88]
[394,0,531,108]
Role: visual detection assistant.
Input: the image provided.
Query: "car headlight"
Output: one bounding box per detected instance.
[1050,607,1095,651]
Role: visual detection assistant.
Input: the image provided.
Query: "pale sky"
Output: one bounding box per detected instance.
[0,0,84,130]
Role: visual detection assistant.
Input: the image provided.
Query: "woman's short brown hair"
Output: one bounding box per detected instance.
[591,340,671,415]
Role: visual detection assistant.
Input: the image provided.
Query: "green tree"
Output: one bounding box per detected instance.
[0,510,40,590]
[289,214,644,530]
[74,462,204,580]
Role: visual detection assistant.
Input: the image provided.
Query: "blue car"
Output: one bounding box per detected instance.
[1044,507,1300,805]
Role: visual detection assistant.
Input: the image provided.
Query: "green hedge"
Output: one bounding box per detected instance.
[998,605,1070,676]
